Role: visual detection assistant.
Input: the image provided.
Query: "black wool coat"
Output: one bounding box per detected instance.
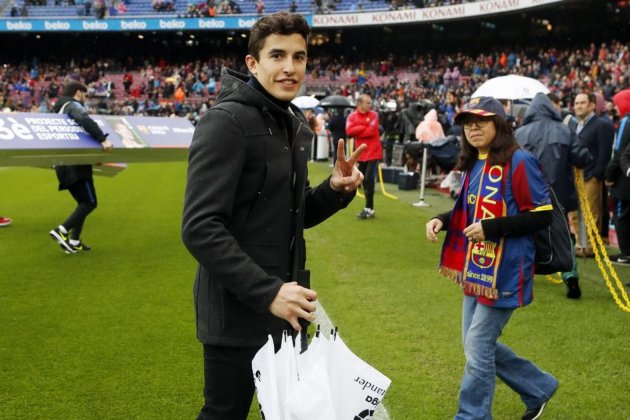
[182,68,354,347]
[606,116,630,201]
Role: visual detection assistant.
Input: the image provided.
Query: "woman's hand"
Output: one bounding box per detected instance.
[426,218,444,241]
[463,222,485,243]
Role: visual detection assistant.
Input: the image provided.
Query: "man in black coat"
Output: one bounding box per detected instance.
[181,13,365,420]
[605,89,630,267]
[326,107,348,165]
[49,81,112,253]
[569,92,615,256]
[515,92,592,299]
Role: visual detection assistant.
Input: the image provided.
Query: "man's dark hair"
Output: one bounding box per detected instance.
[63,80,88,97]
[576,92,596,104]
[248,12,310,61]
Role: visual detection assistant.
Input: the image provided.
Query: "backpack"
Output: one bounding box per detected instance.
[532,186,573,275]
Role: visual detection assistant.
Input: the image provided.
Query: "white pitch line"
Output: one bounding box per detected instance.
[315,301,391,420]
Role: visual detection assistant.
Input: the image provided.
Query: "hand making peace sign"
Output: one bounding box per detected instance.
[329,139,366,193]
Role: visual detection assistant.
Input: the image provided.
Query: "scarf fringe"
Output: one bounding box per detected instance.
[440,266,499,300]
[439,266,463,284]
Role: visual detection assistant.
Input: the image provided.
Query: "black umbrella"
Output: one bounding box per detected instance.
[319,95,355,108]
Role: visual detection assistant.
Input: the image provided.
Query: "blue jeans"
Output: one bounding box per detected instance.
[455,296,558,420]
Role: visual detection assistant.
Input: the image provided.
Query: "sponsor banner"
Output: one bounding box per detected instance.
[312,0,566,27]
[0,0,565,33]
[0,112,193,166]
[0,15,312,32]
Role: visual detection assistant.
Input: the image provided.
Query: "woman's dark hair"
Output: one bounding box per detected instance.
[248,12,310,61]
[455,115,519,171]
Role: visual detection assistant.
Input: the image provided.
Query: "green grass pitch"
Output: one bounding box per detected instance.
[1,161,629,419]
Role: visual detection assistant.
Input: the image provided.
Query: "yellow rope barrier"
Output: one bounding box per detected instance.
[574,168,630,313]
[544,274,564,285]
[348,137,397,200]
[377,163,399,200]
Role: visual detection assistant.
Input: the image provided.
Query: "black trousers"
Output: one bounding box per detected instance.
[614,198,630,255]
[63,180,97,240]
[197,345,260,420]
[358,160,378,210]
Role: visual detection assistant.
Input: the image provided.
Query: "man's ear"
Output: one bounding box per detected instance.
[245,55,258,76]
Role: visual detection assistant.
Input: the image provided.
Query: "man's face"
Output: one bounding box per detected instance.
[76,90,86,103]
[358,97,372,113]
[574,94,593,119]
[245,33,307,102]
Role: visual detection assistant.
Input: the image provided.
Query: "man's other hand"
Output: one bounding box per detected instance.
[269,282,317,331]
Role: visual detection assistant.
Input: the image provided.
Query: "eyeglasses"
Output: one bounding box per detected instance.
[463,119,490,130]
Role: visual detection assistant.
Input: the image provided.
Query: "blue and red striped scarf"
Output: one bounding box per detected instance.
[440,160,508,300]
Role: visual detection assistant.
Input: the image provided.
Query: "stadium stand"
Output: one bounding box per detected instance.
[0,0,627,126]
[0,0,412,18]
[1,36,628,125]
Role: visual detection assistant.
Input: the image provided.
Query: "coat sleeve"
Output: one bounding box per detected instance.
[592,119,615,180]
[303,176,355,229]
[621,138,630,178]
[568,126,592,169]
[606,121,630,181]
[345,112,368,138]
[181,109,284,314]
[67,102,108,142]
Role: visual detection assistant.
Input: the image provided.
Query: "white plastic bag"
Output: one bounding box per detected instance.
[327,335,391,420]
[286,332,336,420]
[251,335,282,420]
[252,329,391,420]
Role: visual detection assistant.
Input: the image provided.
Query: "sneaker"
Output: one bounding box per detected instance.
[522,385,558,420]
[565,276,582,299]
[611,255,630,266]
[67,240,91,253]
[357,208,375,219]
[50,227,74,254]
[0,217,12,227]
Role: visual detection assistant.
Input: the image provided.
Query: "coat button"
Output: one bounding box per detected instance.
[299,146,305,151]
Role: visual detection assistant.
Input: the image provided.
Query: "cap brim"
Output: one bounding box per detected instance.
[454,109,497,125]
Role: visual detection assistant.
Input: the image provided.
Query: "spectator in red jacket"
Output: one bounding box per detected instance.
[345,94,383,219]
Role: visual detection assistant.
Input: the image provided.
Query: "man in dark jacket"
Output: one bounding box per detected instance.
[49,81,112,253]
[181,13,365,420]
[516,92,592,299]
[326,107,347,165]
[605,89,630,267]
[400,101,424,142]
[569,92,615,256]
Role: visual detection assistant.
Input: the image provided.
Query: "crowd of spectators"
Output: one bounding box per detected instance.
[152,0,175,12]
[8,0,485,19]
[185,0,241,17]
[1,39,628,128]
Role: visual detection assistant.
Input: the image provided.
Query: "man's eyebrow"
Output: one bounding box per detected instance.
[267,48,307,56]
